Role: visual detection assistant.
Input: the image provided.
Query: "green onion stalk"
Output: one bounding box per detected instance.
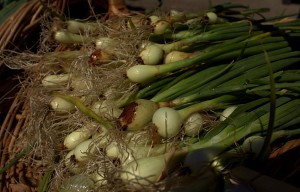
[149,20,253,43]
[205,127,300,177]
[149,63,231,101]
[141,22,258,65]
[135,69,197,100]
[203,96,292,141]
[120,42,299,132]
[176,2,249,22]
[148,2,249,30]
[127,36,288,84]
[189,97,300,151]
[133,36,290,99]
[160,30,262,62]
[151,48,296,102]
[152,21,254,54]
[160,56,300,107]
[220,58,300,88]
[120,97,300,188]
[52,92,114,130]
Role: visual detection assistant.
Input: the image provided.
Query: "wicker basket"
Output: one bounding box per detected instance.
[0,1,130,191]
[0,1,59,191]
[1,1,300,192]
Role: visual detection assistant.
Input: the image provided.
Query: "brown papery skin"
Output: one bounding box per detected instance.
[118,101,138,131]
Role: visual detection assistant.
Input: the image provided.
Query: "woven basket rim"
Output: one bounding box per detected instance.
[0,1,121,191]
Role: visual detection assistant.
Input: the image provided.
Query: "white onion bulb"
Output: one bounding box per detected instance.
[241,135,265,157]
[73,139,95,162]
[152,107,183,138]
[95,37,118,51]
[66,20,97,34]
[183,113,203,137]
[105,144,135,166]
[120,155,167,187]
[126,64,159,83]
[90,168,107,187]
[91,99,122,118]
[152,20,172,34]
[169,10,186,22]
[64,126,93,150]
[50,96,76,113]
[105,142,120,159]
[139,44,164,65]
[42,74,71,88]
[149,15,160,25]
[54,30,90,44]
[164,51,194,64]
[106,142,172,166]
[206,12,218,24]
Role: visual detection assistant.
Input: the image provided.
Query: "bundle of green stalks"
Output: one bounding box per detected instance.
[1,2,300,192]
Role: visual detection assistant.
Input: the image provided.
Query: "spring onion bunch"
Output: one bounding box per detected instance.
[117,10,300,190]
[6,2,299,192]
[121,96,300,187]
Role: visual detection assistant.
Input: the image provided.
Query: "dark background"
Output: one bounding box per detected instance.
[125,0,300,17]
